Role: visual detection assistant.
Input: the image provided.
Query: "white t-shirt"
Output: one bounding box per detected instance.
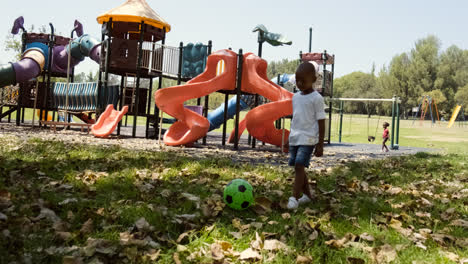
[289,91,326,146]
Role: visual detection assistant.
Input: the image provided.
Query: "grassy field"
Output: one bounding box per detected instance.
[0,112,467,262]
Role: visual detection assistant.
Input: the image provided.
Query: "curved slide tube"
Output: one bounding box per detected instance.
[155,50,238,146]
[0,51,44,88]
[91,105,128,138]
[0,18,101,87]
[207,96,249,131]
[228,53,293,147]
[156,50,294,148]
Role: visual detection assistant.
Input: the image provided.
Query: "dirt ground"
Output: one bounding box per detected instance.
[0,122,431,171]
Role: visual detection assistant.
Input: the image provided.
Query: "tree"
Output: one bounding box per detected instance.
[266,59,300,79]
[5,25,48,60]
[455,84,468,108]
[407,35,440,95]
[386,53,413,117]
[435,45,468,114]
[333,71,378,114]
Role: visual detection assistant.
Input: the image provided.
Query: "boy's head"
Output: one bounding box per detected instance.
[383,122,389,128]
[295,62,318,92]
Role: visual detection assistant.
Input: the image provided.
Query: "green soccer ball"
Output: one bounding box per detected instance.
[223,179,254,210]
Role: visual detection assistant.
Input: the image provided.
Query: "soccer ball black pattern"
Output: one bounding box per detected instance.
[223,179,254,210]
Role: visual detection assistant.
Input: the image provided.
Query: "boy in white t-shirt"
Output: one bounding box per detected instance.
[286,61,326,210]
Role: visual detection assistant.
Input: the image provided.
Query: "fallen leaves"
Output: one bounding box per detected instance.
[375,244,397,264]
[80,218,94,235]
[135,217,151,232]
[0,212,7,221]
[76,170,109,185]
[296,255,313,263]
[239,247,262,261]
[201,194,225,217]
[252,196,273,215]
[449,218,468,228]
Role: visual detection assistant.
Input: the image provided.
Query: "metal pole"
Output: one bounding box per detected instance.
[101,19,113,117]
[145,77,153,138]
[203,40,212,145]
[154,28,166,140]
[132,21,146,138]
[390,96,396,149]
[97,23,106,120]
[177,42,183,85]
[43,23,55,128]
[339,100,343,143]
[222,93,228,146]
[252,94,258,148]
[117,75,125,135]
[395,97,400,149]
[16,31,28,126]
[257,31,263,58]
[275,74,281,129]
[234,49,243,150]
[308,27,312,52]
[0,88,3,122]
[323,51,332,144]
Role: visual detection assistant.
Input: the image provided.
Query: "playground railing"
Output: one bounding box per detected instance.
[141,42,180,78]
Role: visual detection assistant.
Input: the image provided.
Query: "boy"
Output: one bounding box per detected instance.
[382,122,390,152]
[287,61,326,210]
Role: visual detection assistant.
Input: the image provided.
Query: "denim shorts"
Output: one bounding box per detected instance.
[288,145,315,167]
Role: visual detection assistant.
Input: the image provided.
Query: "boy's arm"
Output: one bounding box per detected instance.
[315,119,325,157]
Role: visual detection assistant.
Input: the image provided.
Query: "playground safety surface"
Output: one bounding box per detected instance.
[0,122,431,170]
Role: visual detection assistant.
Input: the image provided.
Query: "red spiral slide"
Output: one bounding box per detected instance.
[155,50,293,148]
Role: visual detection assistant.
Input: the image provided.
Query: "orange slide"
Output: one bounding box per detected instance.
[91,104,129,138]
[230,53,293,148]
[155,50,237,146]
[155,49,293,148]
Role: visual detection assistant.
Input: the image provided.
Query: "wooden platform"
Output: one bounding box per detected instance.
[39,121,92,133]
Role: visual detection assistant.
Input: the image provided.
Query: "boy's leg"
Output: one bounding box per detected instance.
[293,145,315,199]
[294,164,306,199]
[302,174,313,198]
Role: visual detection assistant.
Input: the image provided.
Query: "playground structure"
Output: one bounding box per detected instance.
[0,0,212,138]
[154,50,336,149]
[412,95,440,126]
[155,49,293,148]
[0,0,404,153]
[96,0,212,138]
[0,17,112,129]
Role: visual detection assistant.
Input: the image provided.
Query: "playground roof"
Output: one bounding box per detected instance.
[96,0,171,32]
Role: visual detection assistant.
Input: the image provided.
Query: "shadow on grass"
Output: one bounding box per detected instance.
[1,138,466,263]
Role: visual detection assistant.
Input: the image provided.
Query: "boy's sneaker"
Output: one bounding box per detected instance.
[298,194,312,205]
[287,197,299,210]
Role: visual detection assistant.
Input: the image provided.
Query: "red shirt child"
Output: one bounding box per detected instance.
[383,127,389,139]
[382,122,389,152]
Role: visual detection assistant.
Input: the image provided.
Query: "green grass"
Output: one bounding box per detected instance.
[329,114,468,154]
[0,134,466,263]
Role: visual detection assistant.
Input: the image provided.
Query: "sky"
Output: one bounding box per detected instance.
[0,0,467,78]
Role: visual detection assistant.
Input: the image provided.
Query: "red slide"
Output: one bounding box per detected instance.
[155,50,293,148]
[229,53,293,148]
[154,50,237,146]
[91,104,129,138]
